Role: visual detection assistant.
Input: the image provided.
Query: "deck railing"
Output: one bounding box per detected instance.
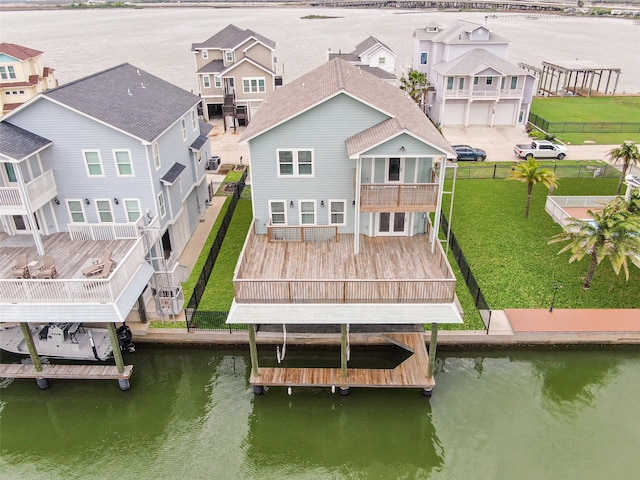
[267,225,339,242]
[0,236,148,304]
[68,216,146,241]
[0,170,57,212]
[360,183,439,211]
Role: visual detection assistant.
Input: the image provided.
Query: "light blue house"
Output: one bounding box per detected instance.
[0,63,212,324]
[229,57,462,326]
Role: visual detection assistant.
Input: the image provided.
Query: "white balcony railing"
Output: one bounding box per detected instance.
[68,216,148,241]
[442,88,523,100]
[0,169,57,213]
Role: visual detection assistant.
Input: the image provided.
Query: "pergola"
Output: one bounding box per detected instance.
[537,60,621,97]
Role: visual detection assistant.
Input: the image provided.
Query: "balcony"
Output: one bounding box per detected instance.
[441,88,523,100]
[233,223,456,305]
[360,183,439,212]
[0,169,57,215]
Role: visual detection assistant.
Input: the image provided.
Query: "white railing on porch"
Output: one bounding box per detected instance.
[68,216,146,241]
[0,169,57,212]
[267,225,338,243]
[360,183,438,210]
[0,236,148,304]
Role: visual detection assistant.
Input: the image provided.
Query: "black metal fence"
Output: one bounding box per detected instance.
[446,162,618,180]
[185,169,247,332]
[440,212,492,332]
[529,112,640,134]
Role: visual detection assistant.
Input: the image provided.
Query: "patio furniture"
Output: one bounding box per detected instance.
[11,254,30,279]
[95,259,115,279]
[35,255,57,279]
[82,250,113,277]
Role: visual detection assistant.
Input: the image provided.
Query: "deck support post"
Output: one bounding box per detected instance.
[340,324,348,378]
[20,323,49,389]
[107,323,130,391]
[427,323,438,379]
[248,324,260,378]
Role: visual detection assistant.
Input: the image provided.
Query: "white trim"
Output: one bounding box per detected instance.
[242,77,266,94]
[181,118,187,141]
[82,149,104,177]
[376,212,408,236]
[276,148,314,178]
[152,142,160,170]
[66,199,86,223]
[328,199,347,226]
[95,199,114,223]
[203,74,211,88]
[123,198,142,222]
[201,50,208,60]
[224,50,234,63]
[113,149,134,177]
[191,109,197,131]
[214,75,221,88]
[268,199,287,225]
[157,191,166,218]
[298,200,317,226]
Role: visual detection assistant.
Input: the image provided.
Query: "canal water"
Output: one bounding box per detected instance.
[1,346,639,479]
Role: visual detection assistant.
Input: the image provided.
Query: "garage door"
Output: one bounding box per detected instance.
[442,102,465,126]
[493,102,516,126]
[468,103,491,125]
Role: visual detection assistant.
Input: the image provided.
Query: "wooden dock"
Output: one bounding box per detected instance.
[250,333,434,390]
[0,363,133,380]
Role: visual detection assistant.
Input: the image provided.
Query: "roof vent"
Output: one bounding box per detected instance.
[141,82,145,89]
[127,88,132,96]
[137,69,141,76]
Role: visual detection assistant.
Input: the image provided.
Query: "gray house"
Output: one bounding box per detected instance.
[0,63,212,323]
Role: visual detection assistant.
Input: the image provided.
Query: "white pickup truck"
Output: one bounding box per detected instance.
[514,140,568,160]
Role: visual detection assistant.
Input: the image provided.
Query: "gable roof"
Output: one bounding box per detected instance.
[221,56,275,76]
[0,121,52,162]
[434,49,527,76]
[38,63,200,143]
[241,58,455,157]
[191,24,275,52]
[0,43,42,61]
[414,20,508,44]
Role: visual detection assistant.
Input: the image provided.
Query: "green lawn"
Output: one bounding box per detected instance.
[449,160,619,180]
[530,96,640,145]
[442,177,640,310]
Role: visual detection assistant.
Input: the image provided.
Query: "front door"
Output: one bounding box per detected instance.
[387,158,402,183]
[377,212,408,236]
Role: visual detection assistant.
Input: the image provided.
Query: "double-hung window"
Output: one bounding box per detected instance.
[269,200,286,225]
[329,200,346,226]
[214,76,221,88]
[203,75,211,88]
[202,50,208,60]
[124,199,141,222]
[67,200,85,223]
[225,51,234,63]
[152,142,160,169]
[191,110,197,130]
[447,77,454,90]
[0,66,16,80]
[473,77,479,86]
[83,150,103,177]
[181,118,187,140]
[486,77,493,86]
[299,201,316,225]
[114,150,133,176]
[277,149,314,177]
[158,192,166,218]
[96,200,113,223]
[243,77,265,93]
[511,76,518,89]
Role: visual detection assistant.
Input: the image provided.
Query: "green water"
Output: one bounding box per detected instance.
[1,346,639,480]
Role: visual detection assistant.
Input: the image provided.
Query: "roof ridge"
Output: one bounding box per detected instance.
[44,62,131,95]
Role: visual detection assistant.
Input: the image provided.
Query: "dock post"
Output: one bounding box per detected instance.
[424,323,439,397]
[20,323,49,389]
[248,324,263,394]
[107,323,129,391]
[339,324,350,395]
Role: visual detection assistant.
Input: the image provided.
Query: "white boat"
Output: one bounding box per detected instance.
[0,323,120,361]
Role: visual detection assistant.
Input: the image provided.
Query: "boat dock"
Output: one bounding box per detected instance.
[0,363,133,380]
[250,333,435,392]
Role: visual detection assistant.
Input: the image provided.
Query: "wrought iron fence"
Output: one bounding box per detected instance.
[440,212,492,332]
[185,309,246,333]
[529,113,640,134]
[446,162,617,180]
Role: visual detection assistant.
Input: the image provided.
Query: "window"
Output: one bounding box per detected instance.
[269,200,286,225]
[486,77,493,86]
[511,76,518,89]
[300,201,316,225]
[124,199,141,222]
[181,118,187,140]
[329,200,346,226]
[67,200,85,223]
[459,78,464,90]
[420,52,428,65]
[214,76,221,88]
[243,77,266,93]
[201,50,208,59]
[152,142,160,169]
[277,149,314,177]
[473,77,479,86]
[447,77,454,90]
[158,192,166,218]
[4,163,17,182]
[83,150,103,176]
[379,57,386,64]
[203,75,210,88]
[191,110,197,130]
[96,200,113,223]
[501,77,506,90]
[114,150,133,176]
[225,50,233,63]
[0,66,16,80]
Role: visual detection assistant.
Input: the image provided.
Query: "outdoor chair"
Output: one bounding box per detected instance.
[95,259,115,279]
[35,255,57,279]
[11,254,30,279]
[82,250,114,277]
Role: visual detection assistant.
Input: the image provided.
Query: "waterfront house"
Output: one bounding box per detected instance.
[412,20,535,127]
[0,43,57,115]
[328,36,399,84]
[229,58,462,392]
[0,63,212,324]
[191,24,279,126]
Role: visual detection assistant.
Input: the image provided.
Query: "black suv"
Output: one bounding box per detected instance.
[452,145,486,162]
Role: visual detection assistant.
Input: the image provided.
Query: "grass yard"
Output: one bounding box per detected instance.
[530,96,640,145]
[442,177,640,310]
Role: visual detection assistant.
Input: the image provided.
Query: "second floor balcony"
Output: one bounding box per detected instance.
[0,169,57,215]
[360,183,439,212]
[441,87,523,100]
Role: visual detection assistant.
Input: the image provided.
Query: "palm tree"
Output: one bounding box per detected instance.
[506,157,558,218]
[400,69,429,107]
[549,197,640,289]
[607,141,640,196]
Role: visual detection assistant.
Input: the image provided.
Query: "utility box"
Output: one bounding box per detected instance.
[158,287,184,315]
[206,156,220,171]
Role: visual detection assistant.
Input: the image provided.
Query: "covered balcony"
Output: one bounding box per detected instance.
[0,169,57,215]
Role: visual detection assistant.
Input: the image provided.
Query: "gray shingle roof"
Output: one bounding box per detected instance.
[434,49,526,76]
[190,120,213,151]
[191,24,275,52]
[43,63,200,143]
[161,162,186,185]
[197,59,224,74]
[0,121,52,161]
[353,36,393,56]
[241,58,455,158]
[414,20,508,44]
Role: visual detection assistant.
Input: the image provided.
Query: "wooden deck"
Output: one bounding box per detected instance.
[0,232,135,280]
[250,333,434,390]
[0,363,133,380]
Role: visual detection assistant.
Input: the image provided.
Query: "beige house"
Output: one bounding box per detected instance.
[191,24,279,127]
[0,43,57,115]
